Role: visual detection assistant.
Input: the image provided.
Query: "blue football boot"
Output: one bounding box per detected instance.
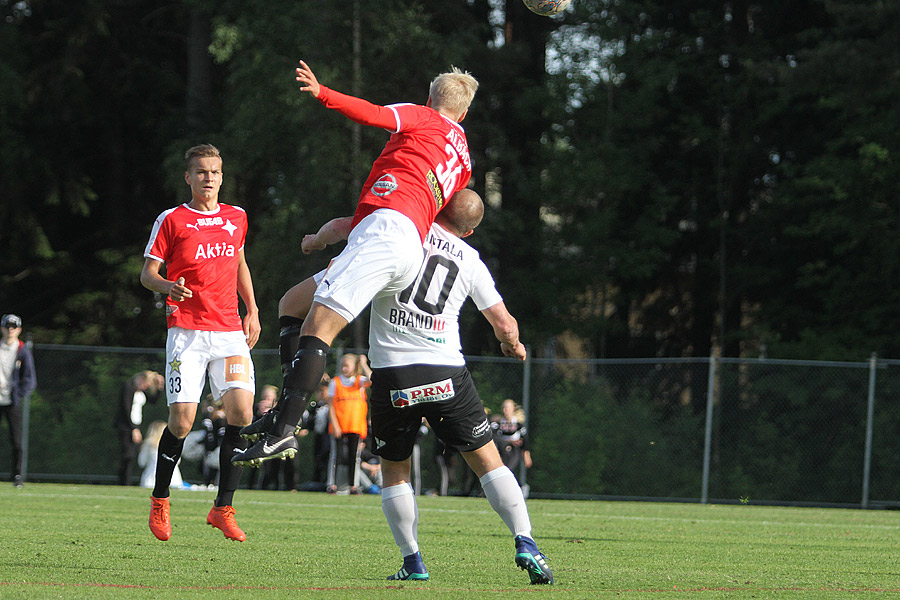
[514,535,554,585]
[387,551,429,581]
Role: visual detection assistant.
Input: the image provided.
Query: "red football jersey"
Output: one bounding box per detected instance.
[144,203,248,331]
[317,86,472,241]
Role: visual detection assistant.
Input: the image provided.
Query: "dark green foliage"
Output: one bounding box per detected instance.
[4,0,900,360]
[527,367,704,497]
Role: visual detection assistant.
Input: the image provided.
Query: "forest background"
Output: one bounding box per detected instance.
[2,0,899,363]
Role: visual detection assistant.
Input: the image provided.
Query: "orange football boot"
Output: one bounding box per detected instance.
[149,497,171,541]
[207,505,246,541]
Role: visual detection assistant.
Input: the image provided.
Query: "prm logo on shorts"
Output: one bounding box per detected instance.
[391,378,455,408]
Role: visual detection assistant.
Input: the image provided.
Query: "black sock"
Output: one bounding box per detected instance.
[279,316,304,378]
[215,425,247,507]
[276,336,329,435]
[152,427,184,499]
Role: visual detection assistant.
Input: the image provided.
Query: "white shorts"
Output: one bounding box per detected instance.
[314,209,426,322]
[164,327,255,404]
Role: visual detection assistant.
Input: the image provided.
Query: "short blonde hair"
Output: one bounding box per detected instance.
[429,67,478,119]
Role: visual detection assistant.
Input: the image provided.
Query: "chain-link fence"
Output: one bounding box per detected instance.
[3,345,899,507]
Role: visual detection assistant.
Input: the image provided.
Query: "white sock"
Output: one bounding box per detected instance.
[381,482,419,557]
[480,466,532,539]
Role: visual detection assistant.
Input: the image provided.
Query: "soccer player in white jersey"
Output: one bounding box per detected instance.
[140,144,260,542]
[292,189,553,585]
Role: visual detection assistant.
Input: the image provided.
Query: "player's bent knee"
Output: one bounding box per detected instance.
[462,443,504,478]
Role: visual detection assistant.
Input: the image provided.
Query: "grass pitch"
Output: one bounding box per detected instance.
[1,483,898,599]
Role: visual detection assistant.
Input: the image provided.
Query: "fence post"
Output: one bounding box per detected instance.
[520,346,532,486]
[701,354,716,504]
[861,352,877,508]
[21,335,33,482]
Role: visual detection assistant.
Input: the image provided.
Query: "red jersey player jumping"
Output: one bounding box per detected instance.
[232,60,478,466]
[141,144,260,542]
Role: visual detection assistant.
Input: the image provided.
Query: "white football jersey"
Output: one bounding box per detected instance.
[368,223,503,368]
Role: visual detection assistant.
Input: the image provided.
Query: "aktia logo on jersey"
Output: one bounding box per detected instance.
[372,174,398,196]
[194,242,236,259]
[390,378,455,408]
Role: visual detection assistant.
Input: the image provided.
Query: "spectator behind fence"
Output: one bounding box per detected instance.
[297,376,331,491]
[200,394,227,488]
[327,353,371,494]
[250,387,275,489]
[139,420,184,489]
[115,370,164,486]
[492,399,533,492]
[358,436,382,494]
[256,385,298,491]
[0,314,36,489]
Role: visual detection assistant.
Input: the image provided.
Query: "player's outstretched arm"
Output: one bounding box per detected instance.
[301,216,355,254]
[481,301,526,361]
[296,60,398,130]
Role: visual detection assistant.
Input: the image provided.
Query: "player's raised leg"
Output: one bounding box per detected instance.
[240,277,316,442]
[233,303,345,466]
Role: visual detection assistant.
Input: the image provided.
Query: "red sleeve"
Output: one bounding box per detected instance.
[150,214,172,262]
[317,86,400,131]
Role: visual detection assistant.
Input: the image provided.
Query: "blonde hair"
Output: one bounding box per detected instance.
[429,67,478,119]
[184,143,221,170]
[341,353,362,376]
[502,398,526,422]
[138,370,163,393]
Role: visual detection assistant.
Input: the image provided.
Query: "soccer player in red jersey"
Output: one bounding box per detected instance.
[233,60,478,466]
[140,144,261,542]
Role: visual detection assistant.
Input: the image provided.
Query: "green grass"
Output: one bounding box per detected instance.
[1,483,899,599]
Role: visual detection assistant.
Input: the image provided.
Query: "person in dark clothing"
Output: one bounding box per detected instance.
[114,370,164,485]
[0,314,37,488]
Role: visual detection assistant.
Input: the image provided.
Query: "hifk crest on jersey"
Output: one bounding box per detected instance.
[390,378,455,408]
